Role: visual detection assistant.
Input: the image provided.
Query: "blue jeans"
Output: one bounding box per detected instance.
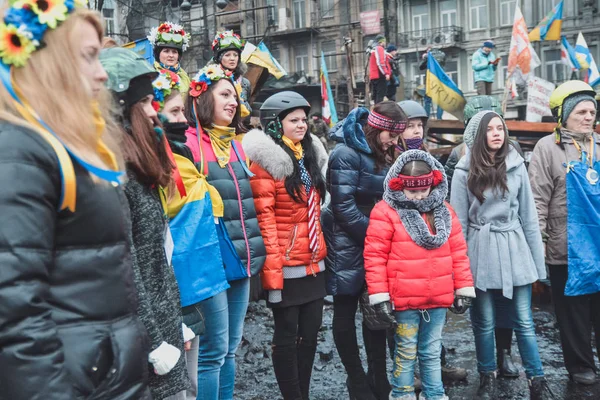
[392,308,446,400]
[471,285,544,379]
[197,278,250,400]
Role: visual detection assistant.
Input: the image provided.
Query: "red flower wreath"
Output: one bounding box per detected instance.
[190,80,208,98]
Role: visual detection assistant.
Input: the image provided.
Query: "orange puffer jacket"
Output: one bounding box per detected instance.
[242,129,329,291]
[364,200,473,311]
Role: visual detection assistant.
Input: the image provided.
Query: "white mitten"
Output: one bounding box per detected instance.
[182,323,196,342]
[148,341,181,375]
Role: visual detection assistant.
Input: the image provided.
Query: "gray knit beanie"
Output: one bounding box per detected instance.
[562,94,597,126]
[463,110,495,149]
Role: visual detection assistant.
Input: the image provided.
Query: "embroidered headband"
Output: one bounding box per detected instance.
[152,69,181,110]
[148,22,190,52]
[367,111,407,134]
[189,64,233,98]
[0,0,86,67]
[389,170,443,191]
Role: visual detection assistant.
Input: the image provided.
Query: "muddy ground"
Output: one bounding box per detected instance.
[234,298,600,400]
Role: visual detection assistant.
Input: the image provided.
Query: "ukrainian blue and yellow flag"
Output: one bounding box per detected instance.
[529,0,563,41]
[426,51,465,121]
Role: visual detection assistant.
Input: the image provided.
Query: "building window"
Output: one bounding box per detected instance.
[500,0,516,26]
[440,0,457,27]
[545,49,568,83]
[102,0,117,36]
[189,5,204,32]
[445,59,459,86]
[412,4,429,36]
[320,0,334,18]
[412,64,426,87]
[322,40,337,71]
[295,45,309,74]
[267,0,278,25]
[497,55,509,88]
[469,0,487,31]
[360,0,377,12]
[293,0,305,28]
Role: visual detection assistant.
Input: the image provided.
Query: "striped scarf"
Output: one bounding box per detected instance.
[298,157,319,254]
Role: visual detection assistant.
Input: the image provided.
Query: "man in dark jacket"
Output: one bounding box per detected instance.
[386,44,401,102]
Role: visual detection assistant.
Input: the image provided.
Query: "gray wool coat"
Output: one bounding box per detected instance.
[450,147,546,299]
[124,173,190,399]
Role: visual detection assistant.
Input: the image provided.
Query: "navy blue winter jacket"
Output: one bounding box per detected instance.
[322,108,391,296]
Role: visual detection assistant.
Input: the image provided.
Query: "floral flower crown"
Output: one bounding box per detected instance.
[0,0,86,67]
[148,22,190,52]
[152,69,181,111]
[189,64,233,98]
[211,30,244,52]
[389,170,443,191]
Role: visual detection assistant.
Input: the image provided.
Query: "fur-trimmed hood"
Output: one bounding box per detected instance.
[242,128,329,180]
[383,150,448,213]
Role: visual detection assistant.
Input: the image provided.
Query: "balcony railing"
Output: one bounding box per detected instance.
[397,25,463,52]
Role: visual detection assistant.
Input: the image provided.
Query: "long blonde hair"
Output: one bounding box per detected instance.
[0,8,124,170]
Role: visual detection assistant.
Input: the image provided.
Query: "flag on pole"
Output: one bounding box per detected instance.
[320,51,338,127]
[509,78,518,99]
[575,32,600,87]
[425,51,465,120]
[507,5,541,83]
[529,0,563,41]
[560,36,580,71]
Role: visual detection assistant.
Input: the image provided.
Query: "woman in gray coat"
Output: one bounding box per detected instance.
[450,111,552,400]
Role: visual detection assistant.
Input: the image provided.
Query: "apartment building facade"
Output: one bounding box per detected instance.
[396,0,600,117]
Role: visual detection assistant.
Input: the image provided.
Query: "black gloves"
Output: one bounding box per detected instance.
[449,295,472,315]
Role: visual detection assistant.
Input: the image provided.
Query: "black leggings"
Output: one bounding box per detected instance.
[333,294,389,383]
[272,299,324,400]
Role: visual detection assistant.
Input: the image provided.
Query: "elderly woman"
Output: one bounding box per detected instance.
[529,81,600,386]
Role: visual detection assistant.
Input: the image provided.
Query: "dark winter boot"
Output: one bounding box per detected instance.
[272,343,303,400]
[364,324,391,400]
[529,376,556,400]
[497,349,519,378]
[297,339,317,400]
[440,345,468,382]
[476,372,496,400]
[333,319,376,400]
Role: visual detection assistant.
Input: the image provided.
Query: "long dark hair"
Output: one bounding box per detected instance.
[276,112,326,203]
[365,101,408,171]
[122,103,175,189]
[401,160,436,233]
[188,78,247,133]
[467,112,509,203]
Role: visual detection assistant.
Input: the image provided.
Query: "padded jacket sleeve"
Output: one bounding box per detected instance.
[0,134,76,399]
[527,141,553,240]
[449,167,470,241]
[249,164,284,290]
[471,51,489,72]
[328,146,371,245]
[363,201,394,296]
[446,205,473,291]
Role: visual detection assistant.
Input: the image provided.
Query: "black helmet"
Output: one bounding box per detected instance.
[260,91,311,130]
[397,100,428,120]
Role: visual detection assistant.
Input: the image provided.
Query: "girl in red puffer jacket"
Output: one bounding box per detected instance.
[364,150,475,400]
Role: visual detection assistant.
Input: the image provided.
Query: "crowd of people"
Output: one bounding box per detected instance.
[0,4,599,400]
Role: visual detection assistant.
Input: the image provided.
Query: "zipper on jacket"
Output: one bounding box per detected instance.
[285,225,299,261]
[227,163,252,277]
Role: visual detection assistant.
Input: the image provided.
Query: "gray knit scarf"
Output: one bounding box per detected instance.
[383,150,452,249]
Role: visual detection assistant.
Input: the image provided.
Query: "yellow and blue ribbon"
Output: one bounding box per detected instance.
[0,63,125,211]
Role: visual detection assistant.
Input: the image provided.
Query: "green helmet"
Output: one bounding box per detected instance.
[100,47,158,95]
[463,95,502,126]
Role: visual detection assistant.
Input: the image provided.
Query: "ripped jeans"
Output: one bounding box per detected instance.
[391,308,447,400]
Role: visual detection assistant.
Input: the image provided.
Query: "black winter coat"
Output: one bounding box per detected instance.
[0,122,150,399]
[322,108,390,296]
[124,173,190,399]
